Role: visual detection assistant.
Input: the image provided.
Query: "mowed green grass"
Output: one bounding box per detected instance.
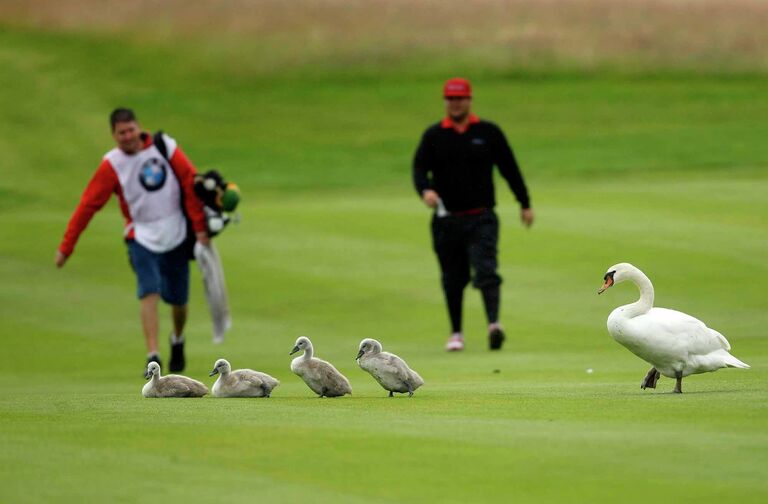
[1,26,767,503]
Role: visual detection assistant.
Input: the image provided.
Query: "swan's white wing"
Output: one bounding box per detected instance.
[633,307,729,355]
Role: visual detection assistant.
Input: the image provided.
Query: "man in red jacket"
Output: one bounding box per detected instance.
[55,108,209,372]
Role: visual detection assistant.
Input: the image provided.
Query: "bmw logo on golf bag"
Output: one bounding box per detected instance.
[139,158,167,191]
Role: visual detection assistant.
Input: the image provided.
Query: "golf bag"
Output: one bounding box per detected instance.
[153,131,238,343]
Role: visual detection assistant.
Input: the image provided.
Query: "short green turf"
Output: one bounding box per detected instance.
[0,26,767,504]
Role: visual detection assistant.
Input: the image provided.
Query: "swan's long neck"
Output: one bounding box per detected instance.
[302,345,314,360]
[624,267,654,317]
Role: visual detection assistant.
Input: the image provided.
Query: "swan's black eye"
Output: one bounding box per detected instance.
[604,271,615,281]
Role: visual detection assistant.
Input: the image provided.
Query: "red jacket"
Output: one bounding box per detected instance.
[59,133,206,257]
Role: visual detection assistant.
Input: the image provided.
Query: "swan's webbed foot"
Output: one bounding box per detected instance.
[673,372,683,394]
[640,367,661,390]
[388,391,394,398]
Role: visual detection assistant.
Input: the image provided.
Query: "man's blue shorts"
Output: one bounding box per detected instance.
[127,239,190,305]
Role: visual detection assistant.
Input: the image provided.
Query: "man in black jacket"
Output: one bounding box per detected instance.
[413,78,534,351]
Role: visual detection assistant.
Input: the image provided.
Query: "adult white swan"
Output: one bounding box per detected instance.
[598,263,749,393]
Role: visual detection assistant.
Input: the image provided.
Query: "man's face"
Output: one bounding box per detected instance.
[112,121,142,154]
[445,96,472,121]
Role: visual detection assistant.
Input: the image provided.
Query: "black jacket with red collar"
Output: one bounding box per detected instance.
[413,115,530,212]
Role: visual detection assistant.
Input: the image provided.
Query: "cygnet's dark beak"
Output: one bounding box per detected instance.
[289,346,300,355]
[144,370,152,380]
[355,349,365,360]
[598,271,615,295]
[209,368,219,377]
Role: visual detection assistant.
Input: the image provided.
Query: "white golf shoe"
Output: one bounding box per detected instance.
[445,335,465,352]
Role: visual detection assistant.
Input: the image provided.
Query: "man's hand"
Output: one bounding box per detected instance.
[196,230,210,247]
[521,208,534,228]
[55,250,68,268]
[422,189,439,209]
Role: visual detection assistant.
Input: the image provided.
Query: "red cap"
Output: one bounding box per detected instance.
[443,78,472,98]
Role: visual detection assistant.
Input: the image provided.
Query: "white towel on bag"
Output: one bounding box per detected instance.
[194,241,231,343]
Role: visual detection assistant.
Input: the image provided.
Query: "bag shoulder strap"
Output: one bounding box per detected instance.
[152,130,169,161]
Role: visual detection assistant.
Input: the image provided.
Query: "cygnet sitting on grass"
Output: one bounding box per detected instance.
[290,336,352,397]
[209,358,279,398]
[356,338,424,397]
[142,361,208,398]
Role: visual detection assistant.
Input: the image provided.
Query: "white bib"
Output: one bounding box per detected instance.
[105,134,186,253]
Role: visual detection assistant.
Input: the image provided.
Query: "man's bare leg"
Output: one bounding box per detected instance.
[172,304,187,339]
[140,294,160,354]
[169,304,187,372]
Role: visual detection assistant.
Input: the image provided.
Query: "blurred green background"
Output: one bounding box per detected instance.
[1,1,766,502]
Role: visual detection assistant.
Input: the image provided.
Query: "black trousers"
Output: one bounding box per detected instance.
[431,210,501,333]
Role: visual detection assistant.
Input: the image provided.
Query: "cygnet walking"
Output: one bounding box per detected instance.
[356,338,424,397]
[290,336,352,397]
[209,358,279,397]
[142,361,208,398]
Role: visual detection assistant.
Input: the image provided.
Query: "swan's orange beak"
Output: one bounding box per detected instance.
[598,273,615,294]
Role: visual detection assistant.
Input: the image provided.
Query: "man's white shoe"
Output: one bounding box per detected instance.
[445,335,465,352]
